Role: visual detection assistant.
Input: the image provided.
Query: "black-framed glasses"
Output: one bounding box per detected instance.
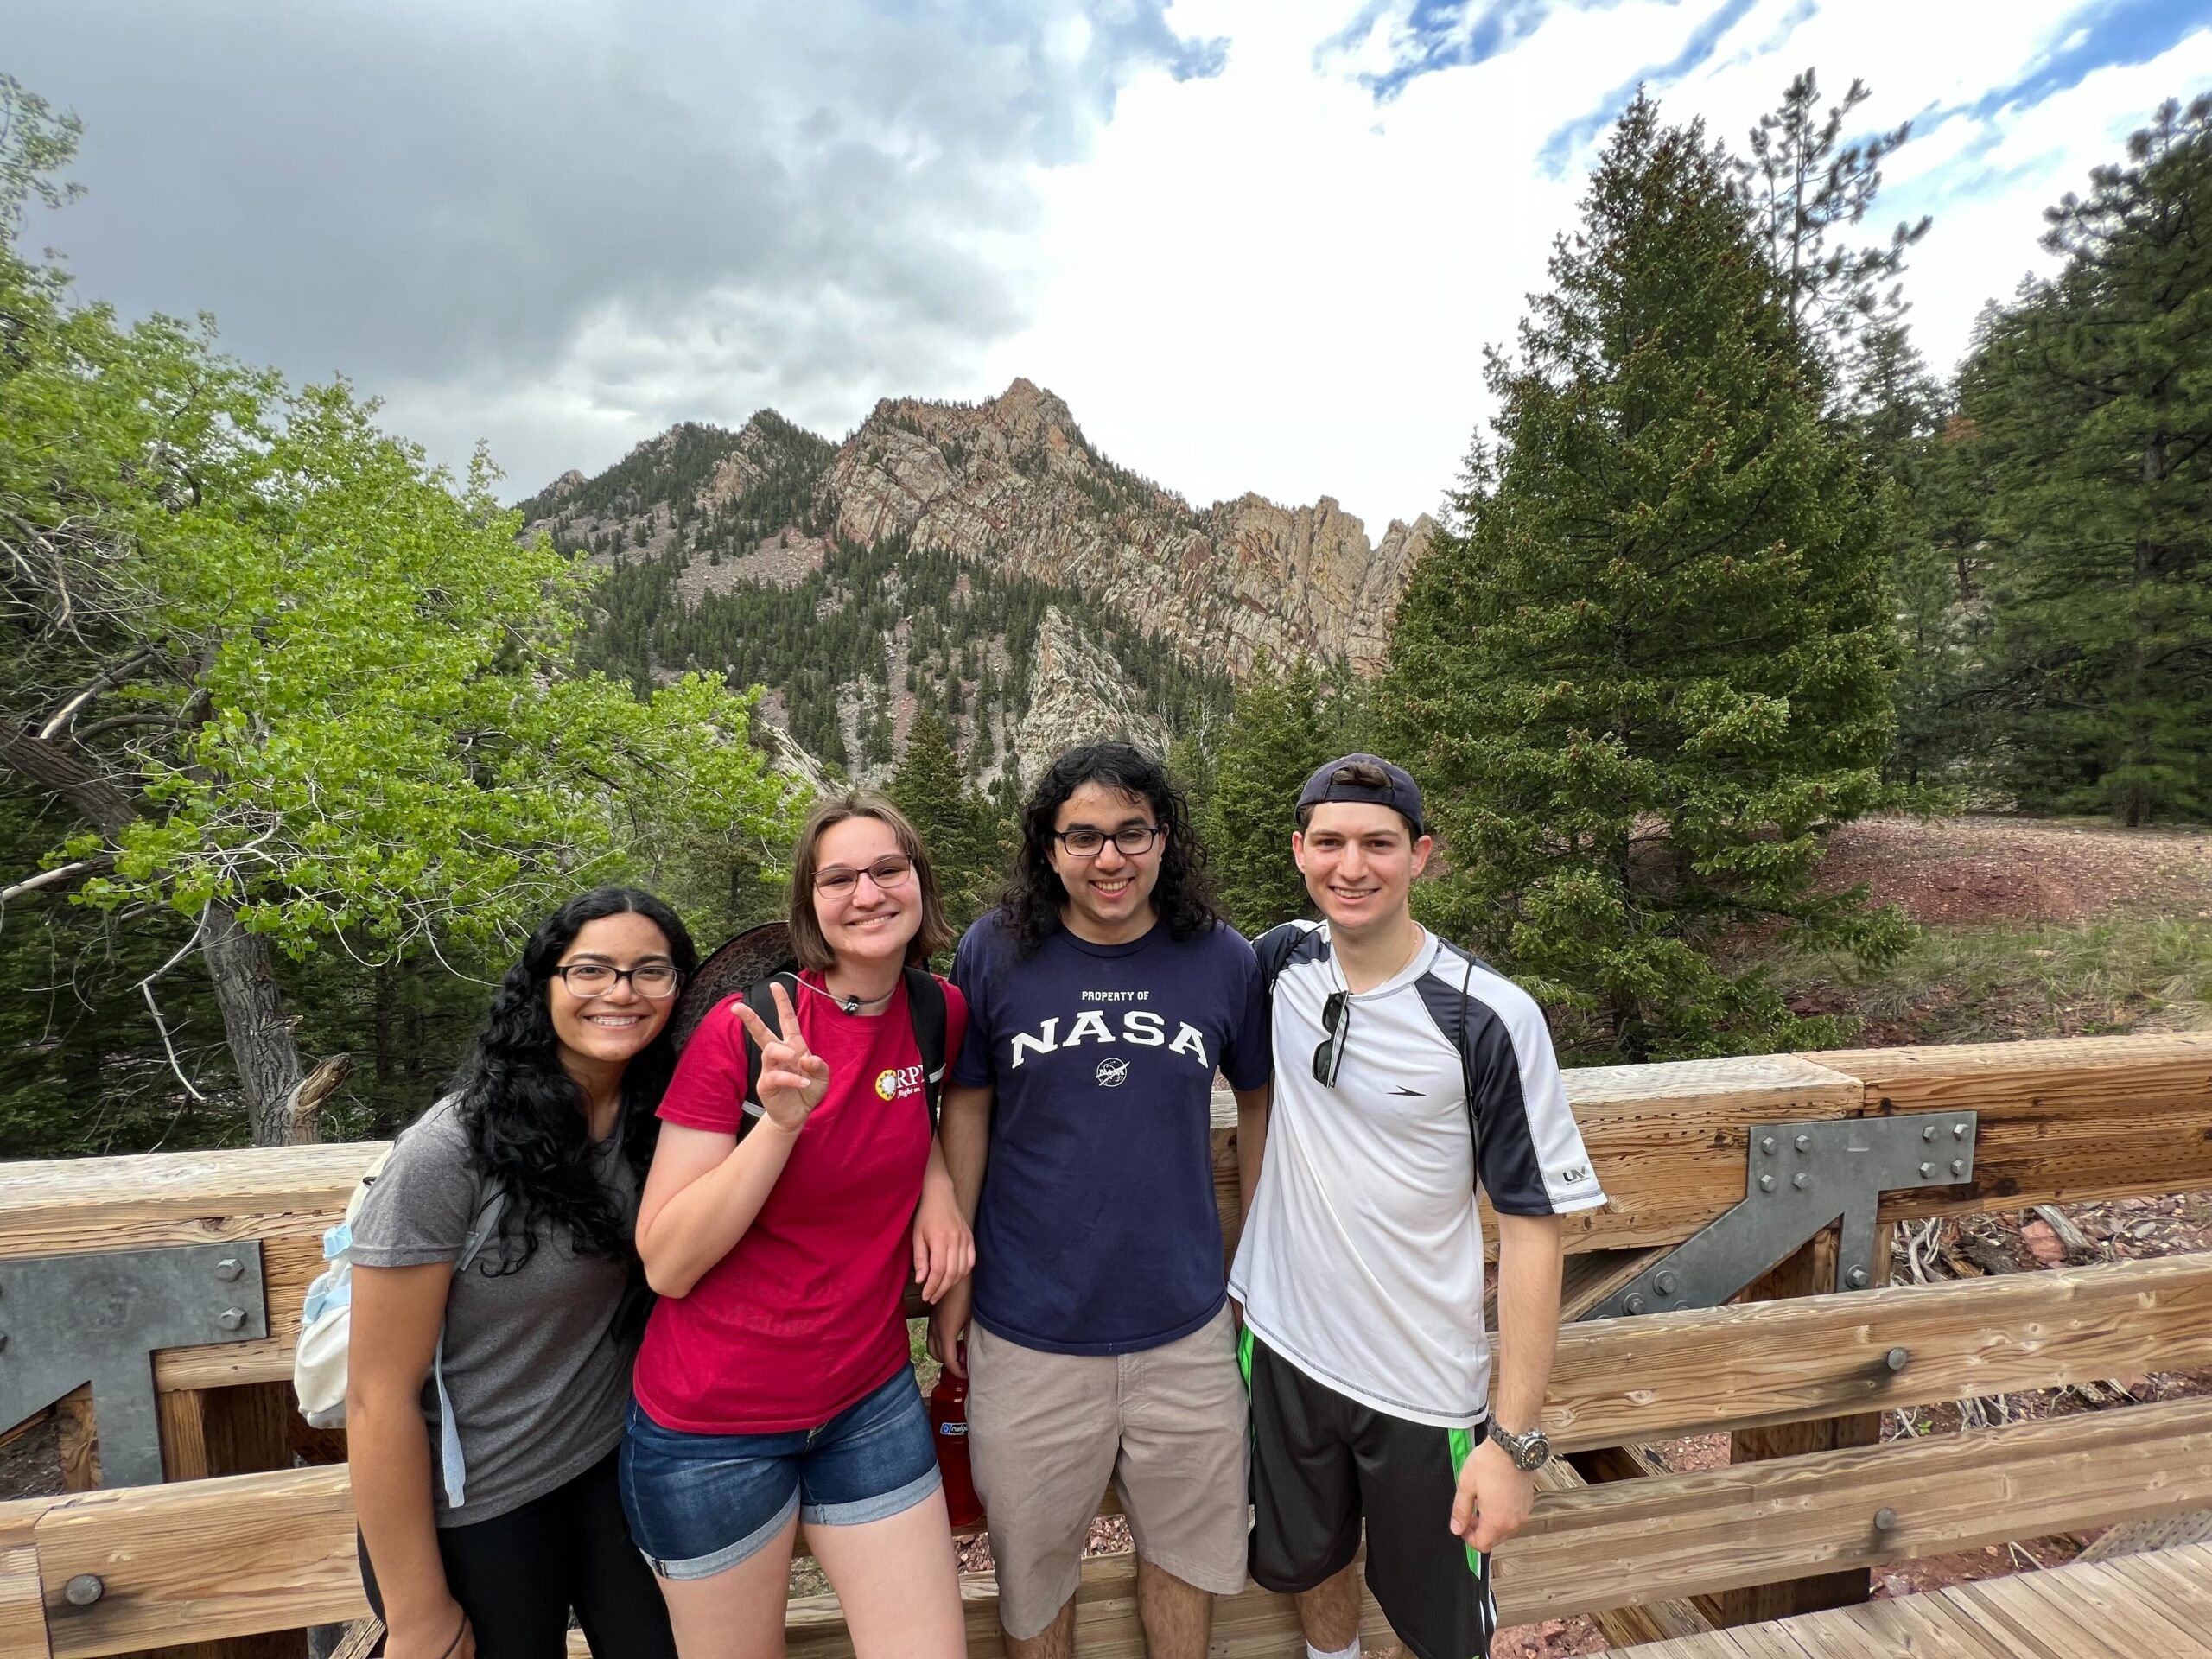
[1052,823,1165,859]
[1312,990,1351,1087]
[814,855,917,898]
[554,962,682,1000]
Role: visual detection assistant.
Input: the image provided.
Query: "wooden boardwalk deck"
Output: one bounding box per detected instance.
[1615,1540,2212,1658]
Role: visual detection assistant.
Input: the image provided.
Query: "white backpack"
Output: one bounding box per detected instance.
[294,1140,507,1506]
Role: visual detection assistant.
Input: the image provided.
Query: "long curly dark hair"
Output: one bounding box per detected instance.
[448,887,698,1271]
[999,741,1222,957]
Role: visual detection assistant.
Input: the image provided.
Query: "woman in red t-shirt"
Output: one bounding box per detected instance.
[620,793,972,1658]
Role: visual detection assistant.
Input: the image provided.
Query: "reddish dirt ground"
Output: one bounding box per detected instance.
[1816,814,2212,925]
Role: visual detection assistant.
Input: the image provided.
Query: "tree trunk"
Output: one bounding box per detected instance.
[200,901,304,1147]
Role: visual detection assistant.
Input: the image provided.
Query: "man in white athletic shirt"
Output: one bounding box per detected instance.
[1228,755,1607,1659]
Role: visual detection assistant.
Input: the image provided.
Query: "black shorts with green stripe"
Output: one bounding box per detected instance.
[1241,1328,1499,1659]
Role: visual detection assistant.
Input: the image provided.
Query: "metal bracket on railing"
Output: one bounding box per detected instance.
[1584,1112,1978,1320]
[0,1242,269,1487]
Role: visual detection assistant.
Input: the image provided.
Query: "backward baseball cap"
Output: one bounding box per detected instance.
[1296,753,1426,838]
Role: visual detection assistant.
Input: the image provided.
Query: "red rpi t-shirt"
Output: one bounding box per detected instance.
[631,971,967,1434]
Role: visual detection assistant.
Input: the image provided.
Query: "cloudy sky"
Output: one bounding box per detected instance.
[14,0,2212,529]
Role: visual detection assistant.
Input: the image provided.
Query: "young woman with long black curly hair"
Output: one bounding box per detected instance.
[347,887,693,1659]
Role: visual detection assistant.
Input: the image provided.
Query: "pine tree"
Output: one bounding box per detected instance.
[1378,92,1906,1064]
[1738,69,1930,408]
[887,707,1000,936]
[1848,322,1994,792]
[1200,661,1356,937]
[1961,96,2212,824]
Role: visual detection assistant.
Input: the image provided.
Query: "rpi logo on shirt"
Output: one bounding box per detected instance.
[874,1065,925,1102]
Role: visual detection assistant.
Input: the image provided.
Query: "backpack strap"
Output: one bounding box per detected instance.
[433,1181,507,1510]
[737,969,950,1129]
[1253,921,1308,1001]
[902,965,949,1129]
[736,971,802,1128]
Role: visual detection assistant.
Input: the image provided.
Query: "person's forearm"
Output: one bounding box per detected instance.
[938,1087,991,1224]
[919,1134,957,1214]
[1491,1213,1566,1431]
[348,1394,454,1634]
[1233,1084,1269,1216]
[638,1119,800,1297]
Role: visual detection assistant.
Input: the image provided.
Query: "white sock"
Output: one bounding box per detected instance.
[1307,1641,1360,1659]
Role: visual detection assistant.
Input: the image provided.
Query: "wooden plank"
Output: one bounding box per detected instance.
[1710,1226,1882,1628]
[15,1433,2212,1659]
[145,1389,308,1659]
[1815,1033,2212,1222]
[1944,1573,2109,1659]
[2112,1542,2212,1624]
[1722,1626,1826,1659]
[0,1516,53,1659]
[1545,1252,2212,1452]
[2101,1547,2212,1633]
[1844,1594,2015,1659]
[1533,1458,1716,1646]
[1922,1589,2070,1659]
[0,1145,377,1254]
[2023,1556,2212,1656]
[1495,1395,2212,1624]
[30,1467,365,1659]
[54,1389,99,1492]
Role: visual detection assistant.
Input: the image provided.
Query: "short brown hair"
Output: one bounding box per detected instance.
[786,791,952,972]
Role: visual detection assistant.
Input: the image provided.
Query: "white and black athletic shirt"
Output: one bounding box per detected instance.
[1228,922,1606,1428]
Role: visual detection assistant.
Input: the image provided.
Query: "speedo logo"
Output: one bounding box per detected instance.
[874,1065,925,1101]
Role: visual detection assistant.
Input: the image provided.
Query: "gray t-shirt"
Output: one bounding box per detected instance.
[351,1100,638,1526]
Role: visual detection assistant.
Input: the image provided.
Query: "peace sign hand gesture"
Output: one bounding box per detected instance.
[733,982,831,1134]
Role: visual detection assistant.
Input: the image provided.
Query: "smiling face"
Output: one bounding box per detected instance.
[1294,802,1433,938]
[811,812,924,969]
[1049,781,1163,944]
[549,912,679,1077]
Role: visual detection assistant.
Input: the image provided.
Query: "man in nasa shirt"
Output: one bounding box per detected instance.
[931,741,1271,1659]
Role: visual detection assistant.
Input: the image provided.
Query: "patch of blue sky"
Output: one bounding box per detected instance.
[1530,0,1765,173]
[1872,0,2208,214]
[1330,0,1635,102]
[1957,0,2210,122]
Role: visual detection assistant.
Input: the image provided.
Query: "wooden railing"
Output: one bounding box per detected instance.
[3,1032,2209,1656]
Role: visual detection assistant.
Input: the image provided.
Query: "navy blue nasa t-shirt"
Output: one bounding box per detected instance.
[952,909,1270,1355]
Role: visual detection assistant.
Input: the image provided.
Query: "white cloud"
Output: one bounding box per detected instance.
[20,0,2211,524]
[985,3,2212,528]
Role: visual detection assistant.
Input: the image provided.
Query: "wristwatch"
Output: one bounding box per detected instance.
[1487,1419,1552,1471]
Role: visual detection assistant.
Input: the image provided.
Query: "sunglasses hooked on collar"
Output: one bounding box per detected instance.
[1312,990,1351,1087]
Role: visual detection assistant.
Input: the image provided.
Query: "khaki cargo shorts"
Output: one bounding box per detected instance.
[968,1301,1249,1638]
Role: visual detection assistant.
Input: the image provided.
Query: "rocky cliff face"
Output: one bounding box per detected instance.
[1012,606,1171,766]
[525,380,1430,781]
[827,379,1431,677]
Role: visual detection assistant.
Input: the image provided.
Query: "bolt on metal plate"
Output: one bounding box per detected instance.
[1584,1112,1979,1320]
[0,1242,268,1489]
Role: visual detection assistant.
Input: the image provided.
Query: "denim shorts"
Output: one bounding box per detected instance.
[620,1364,941,1580]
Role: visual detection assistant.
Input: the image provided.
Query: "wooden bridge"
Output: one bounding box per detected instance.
[3,1032,2210,1656]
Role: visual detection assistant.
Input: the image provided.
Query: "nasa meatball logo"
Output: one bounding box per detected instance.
[1095,1057,1130,1089]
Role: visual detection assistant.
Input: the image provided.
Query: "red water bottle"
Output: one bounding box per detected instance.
[929,1360,985,1529]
